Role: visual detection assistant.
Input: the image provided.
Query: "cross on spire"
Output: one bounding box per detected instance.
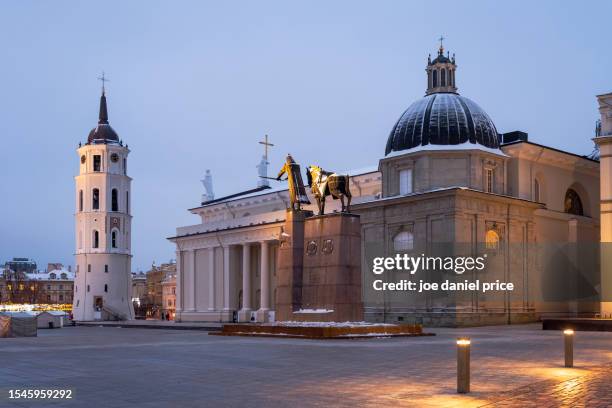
[258,134,274,161]
[438,35,445,54]
[98,71,110,95]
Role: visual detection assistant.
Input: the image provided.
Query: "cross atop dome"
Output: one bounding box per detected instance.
[426,39,457,95]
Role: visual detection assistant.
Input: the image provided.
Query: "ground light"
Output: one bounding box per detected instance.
[456,337,471,393]
[564,329,574,368]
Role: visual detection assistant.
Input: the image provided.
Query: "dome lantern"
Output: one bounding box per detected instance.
[426,36,458,95]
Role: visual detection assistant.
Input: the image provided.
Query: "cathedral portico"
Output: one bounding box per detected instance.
[171,223,281,323]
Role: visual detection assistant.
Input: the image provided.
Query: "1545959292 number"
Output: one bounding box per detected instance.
[9,389,72,399]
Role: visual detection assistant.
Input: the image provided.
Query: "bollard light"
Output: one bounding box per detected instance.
[564,329,574,368]
[456,337,471,393]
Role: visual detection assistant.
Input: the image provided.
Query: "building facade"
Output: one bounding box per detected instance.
[170,44,607,326]
[72,87,134,321]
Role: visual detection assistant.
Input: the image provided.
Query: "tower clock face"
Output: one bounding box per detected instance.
[80,155,86,164]
[111,153,119,163]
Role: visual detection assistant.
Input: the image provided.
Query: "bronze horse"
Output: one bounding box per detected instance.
[306,165,352,215]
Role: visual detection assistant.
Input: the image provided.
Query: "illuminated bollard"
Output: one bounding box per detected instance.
[456,337,471,393]
[564,329,574,368]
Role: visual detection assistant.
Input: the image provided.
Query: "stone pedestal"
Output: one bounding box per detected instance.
[275,211,363,322]
[275,210,311,321]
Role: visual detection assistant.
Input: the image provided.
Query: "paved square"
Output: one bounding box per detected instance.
[1,324,611,407]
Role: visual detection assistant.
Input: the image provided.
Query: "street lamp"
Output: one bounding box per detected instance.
[563,329,574,368]
[457,337,471,393]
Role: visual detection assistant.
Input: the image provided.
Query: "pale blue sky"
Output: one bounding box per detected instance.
[0,1,609,271]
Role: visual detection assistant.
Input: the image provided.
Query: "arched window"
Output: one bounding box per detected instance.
[485,230,500,250]
[393,231,414,252]
[79,190,83,212]
[61,273,67,279]
[112,189,118,212]
[92,188,100,210]
[564,189,584,216]
[93,230,99,249]
[534,179,540,202]
[104,284,108,293]
[432,70,438,87]
[49,273,56,279]
[111,230,118,248]
[441,68,446,87]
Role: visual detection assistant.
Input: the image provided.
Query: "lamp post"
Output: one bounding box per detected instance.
[564,329,574,368]
[457,337,471,393]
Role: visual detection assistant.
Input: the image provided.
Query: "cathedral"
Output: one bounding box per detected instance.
[169,43,612,326]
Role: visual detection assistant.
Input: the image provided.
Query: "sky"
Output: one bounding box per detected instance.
[0,1,609,272]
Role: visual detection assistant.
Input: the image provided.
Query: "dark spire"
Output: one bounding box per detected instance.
[97,72,110,124]
[98,91,109,124]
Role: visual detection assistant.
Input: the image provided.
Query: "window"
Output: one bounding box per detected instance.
[104,284,108,293]
[485,230,500,250]
[88,264,91,273]
[399,169,413,195]
[564,189,584,216]
[123,158,127,175]
[432,70,438,87]
[105,264,109,273]
[126,191,129,213]
[93,230,99,248]
[47,294,51,301]
[93,155,101,172]
[111,189,118,211]
[59,295,64,301]
[79,190,83,211]
[441,68,446,86]
[393,231,414,252]
[92,188,100,210]
[87,285,90,292]
[168,300,172,307]
[61,273,67,279]
[534,179,540,202]
[49,273,56,279]
[485,169,494,193]
[47,285,51,290]
[75,285,77,293]
[111,231,117,248]
[59,285,63,290]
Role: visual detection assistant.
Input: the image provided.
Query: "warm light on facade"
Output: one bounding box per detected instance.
[563,329,574,335]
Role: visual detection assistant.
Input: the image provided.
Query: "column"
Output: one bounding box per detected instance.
[175,250,182,316]
[238,243,252,322]
[208,247,215,311]
[256,240,270,322]
[192,249,197,312]
[223,245,231,312]
[187,249,196,312]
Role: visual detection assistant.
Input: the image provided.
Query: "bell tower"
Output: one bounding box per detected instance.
[73,79,134,321]
[426,37,458,95]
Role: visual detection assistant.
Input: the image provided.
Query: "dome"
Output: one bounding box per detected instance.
[385,93,499,156]
[88,123,119,144]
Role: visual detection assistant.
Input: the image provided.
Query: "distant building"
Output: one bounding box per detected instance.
[161,272,176,320]
[0,265,74,306]
[131,272,147,318]
[5,258,37,275]
[144,262,176,319]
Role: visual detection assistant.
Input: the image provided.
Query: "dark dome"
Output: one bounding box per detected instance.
[87,123,119,144]
[385,93,499,155]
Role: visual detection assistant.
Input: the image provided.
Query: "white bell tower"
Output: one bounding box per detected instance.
[73,79,134,321]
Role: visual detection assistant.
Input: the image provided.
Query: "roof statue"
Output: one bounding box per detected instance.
[201,170,214,202]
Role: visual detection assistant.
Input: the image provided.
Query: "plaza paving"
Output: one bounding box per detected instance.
[0,324,611,407]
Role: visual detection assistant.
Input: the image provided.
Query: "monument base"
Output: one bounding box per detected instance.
[275,211,363,322]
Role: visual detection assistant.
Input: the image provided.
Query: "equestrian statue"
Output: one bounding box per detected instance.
[306,165,352,215]
[276,154,311,211]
